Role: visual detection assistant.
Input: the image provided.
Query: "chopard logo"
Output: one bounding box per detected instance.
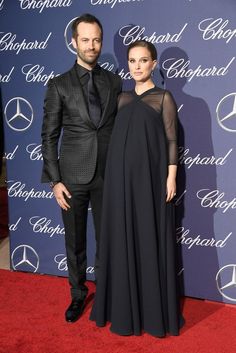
[19,0,73,13]
[22,64,59,86]
[178,147,233,168]
[119,23,187,45]
[7,181,54,201]
[198,18,236,44]
[4,97,33,132]
[87,267,94,274]
[9,217,22,232]
[174,189,186,207]
[0,66,14,82]
[0,32,51,55]
[216,265,236,302]
[99,61,133,80]
[54,254,67,271]
[176,227,232,250]
[197,189,236,213]
[11,245,39,272]
[4,145,19,160]
[54,254,94,274]
[91,0,143,8]
[162,56,235,82]
[216,93,236,132]
[29,216,65,237]
[26,143,43,160]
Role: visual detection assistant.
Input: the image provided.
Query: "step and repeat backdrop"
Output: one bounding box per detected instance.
[1,0,236,304]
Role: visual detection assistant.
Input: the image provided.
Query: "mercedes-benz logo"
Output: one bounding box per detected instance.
[216,93,236,132]
[4,97,34,131]
[216,264,236,302]
[0,0,4,11]
[11,245,39,273]
[64,17,77,55]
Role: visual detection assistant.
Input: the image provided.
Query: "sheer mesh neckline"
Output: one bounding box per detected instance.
[118,87,178,165]
[133,86,157,97]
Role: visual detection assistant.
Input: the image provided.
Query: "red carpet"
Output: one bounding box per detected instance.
[0,269,235,353]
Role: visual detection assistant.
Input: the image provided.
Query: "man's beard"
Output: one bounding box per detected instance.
[77,49,100,66]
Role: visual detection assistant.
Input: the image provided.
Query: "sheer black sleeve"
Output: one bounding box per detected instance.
[162,90,178,165]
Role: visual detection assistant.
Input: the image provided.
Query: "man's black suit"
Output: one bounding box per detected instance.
[41,63,122,299]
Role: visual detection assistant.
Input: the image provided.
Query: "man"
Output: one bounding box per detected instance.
[41,14,122,323]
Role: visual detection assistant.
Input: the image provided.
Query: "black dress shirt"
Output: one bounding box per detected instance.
[75,62,108,114]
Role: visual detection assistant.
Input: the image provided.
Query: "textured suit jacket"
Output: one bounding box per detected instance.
[41,63,122,184]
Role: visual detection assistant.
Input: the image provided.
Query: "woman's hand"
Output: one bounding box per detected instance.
[166,176,176,202]
[166,165,177,202]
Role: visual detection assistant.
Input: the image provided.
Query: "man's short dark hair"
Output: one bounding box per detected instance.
[71,13,103,40]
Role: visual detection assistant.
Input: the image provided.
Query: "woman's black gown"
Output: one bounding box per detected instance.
[90,87,184,337]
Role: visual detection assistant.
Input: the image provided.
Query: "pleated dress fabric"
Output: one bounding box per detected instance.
[90,87,184,337]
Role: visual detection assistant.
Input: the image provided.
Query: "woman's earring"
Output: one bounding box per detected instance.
[151,70,154,77]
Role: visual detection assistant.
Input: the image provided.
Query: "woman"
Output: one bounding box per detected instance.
[90,40,184,337]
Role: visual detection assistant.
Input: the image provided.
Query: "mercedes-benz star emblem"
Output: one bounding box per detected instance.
[0,0,4,11]
[216,264,236,302]
[4,97,34,131]
[11,245,39,273]
[216,93,236,132]
[64,17,77,55]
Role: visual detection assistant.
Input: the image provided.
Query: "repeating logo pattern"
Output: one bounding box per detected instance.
[216,265,236,302]
[2,0,236,305]
[216,93,236,132]
[64,17,77,55]
[0,0,4,10]
[4,97,33,131]
[11,245,40,273]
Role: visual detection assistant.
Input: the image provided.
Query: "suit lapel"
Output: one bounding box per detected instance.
[69,65,95,129]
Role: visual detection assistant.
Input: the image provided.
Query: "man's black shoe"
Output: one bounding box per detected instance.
[65,298,85,323]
